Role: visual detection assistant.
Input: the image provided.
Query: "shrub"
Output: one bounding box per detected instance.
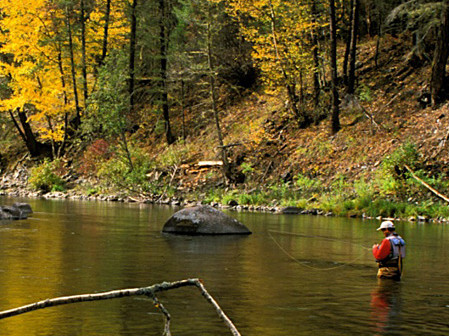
[78,139,112,176]
[319,194,342,213]
[268,182,294,200]
[155,141,193,169]
[201,188,222,204]
[97,144,153,192]
[374,142,420,199]
[238,191,267,205]
[222,191,238,205]
[330,174,353,198]
[382,142,420,174]
[364,199,407,218]
[240,162,253,175]
[356,83,373,102]
[29,159,66,192]
[294,173,322,197]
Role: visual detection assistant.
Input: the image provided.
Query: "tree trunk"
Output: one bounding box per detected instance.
[206,4,232,184]
[347,0,360,95]
[80,0,89,105]
[57,43,69,157]
[9,109,51,158]
[65,6,81,130]
[100,0,111,66]
[181,80,186,141]
[129,0,137,114]
[267,0,301,120]
[159,0,176,145]
[431,0,449,107]
[329,0,340,134]
[46,116,57,158]
[343,0,353,85]
[311,0,321,107]
[59,112,69,157]
[120,0,138,171]
[374,16,382,69]
[120,132,134,172]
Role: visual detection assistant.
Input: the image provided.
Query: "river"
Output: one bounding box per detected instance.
[0,198,448,335]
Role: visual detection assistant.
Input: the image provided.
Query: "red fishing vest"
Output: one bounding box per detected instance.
[379,234,406,267]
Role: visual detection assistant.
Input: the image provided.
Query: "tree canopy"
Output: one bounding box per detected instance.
[0,0,448,160]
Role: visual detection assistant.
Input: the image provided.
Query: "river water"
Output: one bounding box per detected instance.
[0,198,448,335]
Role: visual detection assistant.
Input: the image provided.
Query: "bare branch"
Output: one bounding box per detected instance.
[195,280,241,336]
[148,293,172,336]
[0,279,241,336]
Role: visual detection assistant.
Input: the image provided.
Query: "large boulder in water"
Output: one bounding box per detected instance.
[162,205,251,235]
[0,208,14,220]
[13,203,33,216]
[0,203,33,220]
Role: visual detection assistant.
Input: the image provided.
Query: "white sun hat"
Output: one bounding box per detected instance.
[376,220,395,231]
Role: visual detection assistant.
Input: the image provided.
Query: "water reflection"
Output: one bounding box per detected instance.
[163,234,250,255]
[370,278,402,335]
[2,198,449,335]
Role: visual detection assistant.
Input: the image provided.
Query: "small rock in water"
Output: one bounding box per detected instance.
[280,206,302,214]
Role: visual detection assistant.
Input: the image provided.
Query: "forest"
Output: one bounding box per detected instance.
[2,0,449,220]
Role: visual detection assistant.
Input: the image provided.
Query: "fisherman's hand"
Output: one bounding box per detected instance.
[372,243,379,249]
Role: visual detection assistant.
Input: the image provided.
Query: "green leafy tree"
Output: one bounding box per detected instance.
[86,51,134,171]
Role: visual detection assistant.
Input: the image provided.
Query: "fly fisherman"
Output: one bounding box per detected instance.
[372,221,406,280]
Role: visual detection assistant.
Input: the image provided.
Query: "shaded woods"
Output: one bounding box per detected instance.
[2,1,449,219]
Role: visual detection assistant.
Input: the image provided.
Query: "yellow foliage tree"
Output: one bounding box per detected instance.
[221,0,326,124]
[0,0,128,152]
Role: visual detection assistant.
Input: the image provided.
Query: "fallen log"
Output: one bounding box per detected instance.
[197,160,223,167]
[0,278,241,336]
[405,164,449,203]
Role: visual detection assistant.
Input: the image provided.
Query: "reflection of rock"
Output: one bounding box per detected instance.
[162,205,251,235]
[165,235,249,256]
[0,203,33,220]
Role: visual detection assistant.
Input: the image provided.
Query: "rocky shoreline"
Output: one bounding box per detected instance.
[0,167,440,223]
[0,167,332,213]
[0,184,326,215]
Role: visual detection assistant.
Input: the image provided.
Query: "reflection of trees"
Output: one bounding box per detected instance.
[0,213,63,334]
[0,201,155,335]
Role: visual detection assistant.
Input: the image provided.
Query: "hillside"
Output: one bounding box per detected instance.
[141,35,448,194]
[2,34,449,220]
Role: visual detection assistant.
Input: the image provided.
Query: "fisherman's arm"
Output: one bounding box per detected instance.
[372,239,391,260]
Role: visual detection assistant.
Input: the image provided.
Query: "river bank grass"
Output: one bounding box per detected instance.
[5,172,449,223]
[197,183,449,221]
[4,142,447,223]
